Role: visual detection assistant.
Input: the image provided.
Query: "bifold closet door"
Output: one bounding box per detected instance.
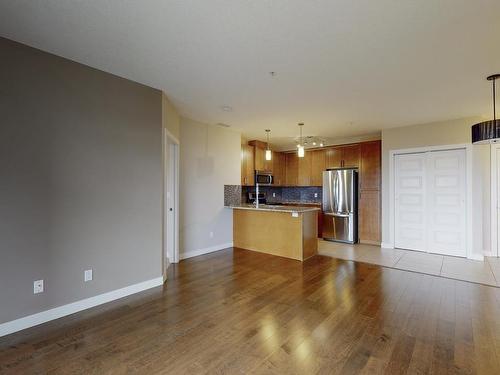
[395,153,427,251]
[426,149,466,257]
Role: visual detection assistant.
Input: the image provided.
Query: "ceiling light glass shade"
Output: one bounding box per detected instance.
[265,149,272,160]
[298,145,305,158]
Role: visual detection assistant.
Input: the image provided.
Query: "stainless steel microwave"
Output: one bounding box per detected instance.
[255,171,273,185]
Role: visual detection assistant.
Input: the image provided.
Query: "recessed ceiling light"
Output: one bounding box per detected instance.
[221,105,233,112]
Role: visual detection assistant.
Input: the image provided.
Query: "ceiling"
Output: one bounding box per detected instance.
[1,0,499,150]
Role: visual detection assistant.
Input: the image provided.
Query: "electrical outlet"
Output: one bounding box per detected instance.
[209,231,214,238]
[84,269,93,282]
[314,193,318,198]
[33,279,44,294]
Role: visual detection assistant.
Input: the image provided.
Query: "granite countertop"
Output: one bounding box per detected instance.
[228,204,320,213]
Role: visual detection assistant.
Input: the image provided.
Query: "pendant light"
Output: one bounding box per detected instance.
[297,123,305,158]
[472,74,500,144]
[265,129,272,161]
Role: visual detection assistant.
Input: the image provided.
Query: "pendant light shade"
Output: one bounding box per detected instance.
[297,123,305,158]
[265,129,272,161]
[297,145,305,158]
[472,74,500,144]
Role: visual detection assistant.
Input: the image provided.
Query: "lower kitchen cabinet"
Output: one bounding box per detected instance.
[358,190,381,244]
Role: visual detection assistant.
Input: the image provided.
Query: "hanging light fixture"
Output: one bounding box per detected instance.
[472,74,500,144]
[265,129,272,161]
[297,123,305,158]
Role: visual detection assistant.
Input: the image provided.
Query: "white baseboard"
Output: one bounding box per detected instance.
[0,276,164,338]
[483,251,496,257]
[468,253,485,261]
[381,242,394,249]
[180,242,233,260]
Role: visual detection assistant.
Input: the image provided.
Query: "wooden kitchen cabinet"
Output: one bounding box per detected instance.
[285,153,298,186]
[325,147,342,169]
[241,144,254,186]
[310,149,326,186]
[360,140,381,191]
[298,151,312,186]
[254,147,265,171]
[359,190,381,244]
[326,144,360,168]
[272,152,285,186]
[341,144,361,168]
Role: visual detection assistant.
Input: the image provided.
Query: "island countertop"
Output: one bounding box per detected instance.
[228,204,320,213]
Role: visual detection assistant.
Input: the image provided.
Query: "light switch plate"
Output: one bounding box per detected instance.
[84,269,93,282]
[34,279,44,294]
[291,212,299,218]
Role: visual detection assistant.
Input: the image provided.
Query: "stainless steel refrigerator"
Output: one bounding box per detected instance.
[322,168,358,243]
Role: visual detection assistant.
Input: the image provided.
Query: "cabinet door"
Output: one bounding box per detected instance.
[310,149,326,186]
[298,151,312,186]
[254,147,265,171]
[359,190,381,243]
[272,152,285,186]
[325,147,342,169]
[360,141,381,190]
[342,144,361,168]
[242,145,254,186]
[285,153,298,186]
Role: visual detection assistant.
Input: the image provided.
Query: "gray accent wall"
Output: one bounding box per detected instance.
[0,37,163,324]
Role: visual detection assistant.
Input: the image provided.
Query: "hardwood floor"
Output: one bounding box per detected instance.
[2,248,500,374]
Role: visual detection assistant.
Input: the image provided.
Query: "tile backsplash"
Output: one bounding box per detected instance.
[223,185,242,206]
[240,186,322,204]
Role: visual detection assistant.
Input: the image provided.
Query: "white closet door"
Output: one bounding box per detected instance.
[395,153,427,251]
[426,149,466,257]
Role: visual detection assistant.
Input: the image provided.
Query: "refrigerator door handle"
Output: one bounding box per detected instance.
[324,212,351,218]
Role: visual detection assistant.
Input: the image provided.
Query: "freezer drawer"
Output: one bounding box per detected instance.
[322,212,356,243]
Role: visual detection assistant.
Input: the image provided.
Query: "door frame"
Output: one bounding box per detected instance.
[163,128,180,282]
[490,143,500,257]
[388,143,473,259]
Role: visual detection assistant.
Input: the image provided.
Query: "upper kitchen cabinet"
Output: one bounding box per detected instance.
[272,152,285,186]
[341,144,361,168]
[325,147,342,169]
[325,144,360,169]
[241,144,254,186]
[360,140,381,191]
[248,140,272,172]
[285,153,298,186]
[298,151,312,186]
[310,149,326,186]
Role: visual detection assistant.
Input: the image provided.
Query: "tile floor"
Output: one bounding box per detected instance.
[318,239,500,287]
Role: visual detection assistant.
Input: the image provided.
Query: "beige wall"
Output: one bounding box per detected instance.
[0,37,163,324]
[179,118,241,258]
[381,117,490,256]
[162,92,180,141]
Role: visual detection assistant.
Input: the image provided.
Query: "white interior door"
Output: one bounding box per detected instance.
[165,139,179,264]
[426,149,466,257]
[395,153,427,251]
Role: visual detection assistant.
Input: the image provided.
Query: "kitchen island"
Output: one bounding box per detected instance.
[231,204,319,261]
